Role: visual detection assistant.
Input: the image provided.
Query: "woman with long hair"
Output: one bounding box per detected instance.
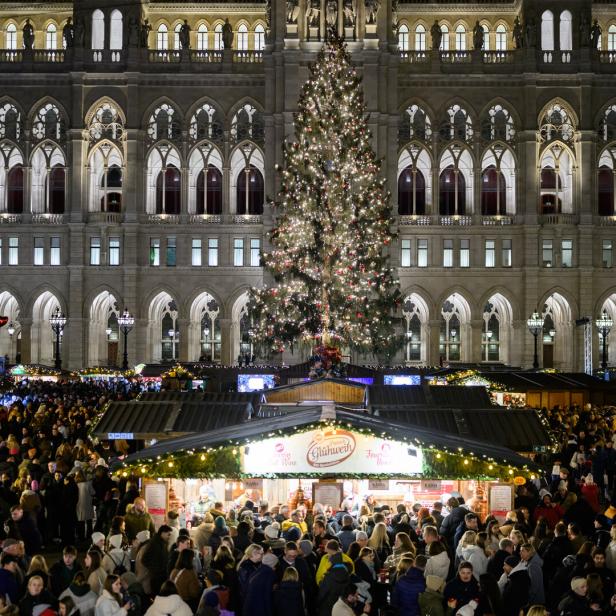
[95,575,131,616]
[237,544,263,609]
[367,522,391,566]
[485,520,501,555]
[384,532,415,571]
[25,555,50,589]
[169,549,201,611]
[144,581,191,616]
[19,575,58,616]
[85,551,107,596]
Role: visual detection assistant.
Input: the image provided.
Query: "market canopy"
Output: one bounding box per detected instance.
[367,385,494,409]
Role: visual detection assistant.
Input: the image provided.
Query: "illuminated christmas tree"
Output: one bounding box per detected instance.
[249,35,400,358]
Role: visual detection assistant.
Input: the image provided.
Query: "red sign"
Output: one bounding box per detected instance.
[0,317,8,328]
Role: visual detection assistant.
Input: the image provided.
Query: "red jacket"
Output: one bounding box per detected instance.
[581,483,600,512]
[533,503,563,529]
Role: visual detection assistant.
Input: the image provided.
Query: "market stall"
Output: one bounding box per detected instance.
[9,364,68,382]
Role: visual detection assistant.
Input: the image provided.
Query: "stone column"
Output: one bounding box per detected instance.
[177,317,190,361]
[19,317,32,364]
[428,319,441,366]
[219,318,233,365]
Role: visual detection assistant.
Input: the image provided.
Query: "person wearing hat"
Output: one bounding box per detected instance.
[262,522,286,557]
[499,554,530,616]
[90,532,106,556]
[241,551,278,616]
[557,576,595,616]
[418,575,446,616]
[208,515,229,554]
[593,514,612,549]
[102,534,131,575]
[532,491,563,529]
[139,525,172,597]
[134,531,151,594]
[0,552,21,605]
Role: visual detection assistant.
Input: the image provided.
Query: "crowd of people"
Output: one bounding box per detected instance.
[0,379,613,616]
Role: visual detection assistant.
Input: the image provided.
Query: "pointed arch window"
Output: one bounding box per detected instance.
[540,103,575,143]
[48,166,65,213]
[482,104,515,142]
[174,23,182,50]
[398,24,409,51]
[32,103,65,142]
[440,25,449,51]
[455,25,466,51]
[495,24,507,51]
[440,299,462,361]
[439,165,465,215]
[480,166,506,215]
[46,24,57,50]
[160,301,179,362]
[540,145,573,214]
[559,10,572,51]
[482,25,490,51]
[399,104,432,143]
[415,25,426,51]
[6,24,17,50]
[189,103,223,143]
[255,24,265,50]
[31,145,65,214]
[196,165,222,215]
[147,103,181,143]
[91,10,105,50]
[199,299,221,362]
[6,165,23,214]
[236,165,264,215]
[156,165,181,215]
[231,103,264,145]
[482,302,500,361]
[88,101,124,144]
[237,24,248,50]
[398,166,425,215]
[598,149,616,216]
[214,24,223,50]
[110,10,123,51]
[197,24,208,50]
[441,104,473,142]
[609,25,616,51]
[599,105,616,142]
[541,11,554,51]
[0,103,21,140]
[101,165,122,212]
[157,24,168,50]
[402,298,425,362]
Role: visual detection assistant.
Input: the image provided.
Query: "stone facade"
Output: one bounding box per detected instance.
[0,0,615,371]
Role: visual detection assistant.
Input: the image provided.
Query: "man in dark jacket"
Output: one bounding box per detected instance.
[390,564,426,616]
[0,553,20,604]
[242,552,278,616]
[541,521,573,583]
[443,561,479,612]
[335,515,357,553]
[3,505,41,556]
[453,512,479,551]
[487,538,514,579]
[317,553,351,616]
[439,498,466,545]
[500,555,530,616]
[49,545,82,598]
[140,525,171,596]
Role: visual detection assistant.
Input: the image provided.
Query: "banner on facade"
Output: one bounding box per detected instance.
[242,428,423,475]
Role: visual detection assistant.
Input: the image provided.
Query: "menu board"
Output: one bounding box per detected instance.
[488,483,514,522]
[313,482,344,508]
[144,481,168,529]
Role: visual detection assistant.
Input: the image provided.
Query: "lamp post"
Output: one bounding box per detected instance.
[596,310,613,371]
[527,310,543,370]
[117,309,134,371]
[49,307,67,370]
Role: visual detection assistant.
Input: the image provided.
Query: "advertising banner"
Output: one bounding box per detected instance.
[242,427,423,475]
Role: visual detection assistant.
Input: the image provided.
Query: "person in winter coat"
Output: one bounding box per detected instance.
[532,492,563,529]
[439,498,466,545]
[19,575,58,616]
[144,581,191,616]
[336,516,357,553]
[75,471,96,543]
[237,544,263,609]
[50,547,83,598]
[541,522,573,584]
[499,555,530,616]
[557,576,597,616]
[273,567,304,616]
[390,562,426,616]
[192,514,215,553]
[331,583,370,616]
[317,553,351,616]
[458,532,488,580]
[487,538,514,579]
[59,571,98,616]
[443,562,480,613]
[242,551,278,616]
[169,549,201,612]
[607,525,616,573]
[124,500,156,543]
[424,541,450,580]
[581,474,601,513]
[140,526,172,597]
[592,514,612,550]
[85,551,107,596]
[208,516,228,555]
[418,574,446,616]
[520,543,545,605]
[102,535,131,576]
[5,505,42,556]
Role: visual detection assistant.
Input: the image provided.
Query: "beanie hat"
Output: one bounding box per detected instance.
[504,555,520,567]
[214,516,227,531]
[120,572,137,586]
[426,574,445,592]
[456,600,478,616]
[539,489,551,499]
[571,577,587,594]
[585,474,594,484]
[109,534,123,549]
[299,540,313,557]
[595,514,611,527]
[136,530,150,543]
[262,552,279,568]
[264,522,280,540]
[283,526,301,542]
[91,532,105,545]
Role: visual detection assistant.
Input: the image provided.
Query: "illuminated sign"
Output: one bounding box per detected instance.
[107,433,134,440]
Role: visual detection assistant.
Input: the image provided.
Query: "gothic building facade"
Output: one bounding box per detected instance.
[0,0,615,371]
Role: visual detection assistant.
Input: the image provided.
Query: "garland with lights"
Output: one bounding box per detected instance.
[247,34,402,358]
[116,420,535,481]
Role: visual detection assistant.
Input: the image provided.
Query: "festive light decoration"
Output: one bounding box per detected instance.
[247,35,401,356]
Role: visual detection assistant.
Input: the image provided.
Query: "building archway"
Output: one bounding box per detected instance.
[88,291,120,366]
[0,291,20,362]
[482,293,513,364]
[189,292,222,362]
[402,293,429,363]
[439,293,471,363]
[31,291,61,366]
[541,292,573,370]
[147,292,178,363]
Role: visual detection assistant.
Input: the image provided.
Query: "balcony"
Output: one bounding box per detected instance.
[439,215,472,226]
[539,213,578,225]
[88,212,122,224]
[0,213,22,224]
[147,213,181,224]
[32,213,64,224]
[598,215,616,226]
[482,215,515,226]
[233,51,263,63]
[189,214,222,224]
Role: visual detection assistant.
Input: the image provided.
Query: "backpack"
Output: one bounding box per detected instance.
[110,552,128,576]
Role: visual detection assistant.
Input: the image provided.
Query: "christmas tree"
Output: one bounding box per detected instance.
[249,35,401,359]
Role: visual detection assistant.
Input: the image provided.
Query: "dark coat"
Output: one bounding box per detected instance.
[443,575,480,612]
[542,535,573,581]
[317,562,350,616]
[501,568,530,616]
[390,567,426,616]
[439,506,467,542]
[0,567,19,604]
[49,560,83,598]
[140,534,168,595]
[487,549,509,579]
[19,590,57,616]
[242,564,276,616]
[4,514,42,555]
[237,559,260,602]
[273,580,304,616]
[557,590,595,616]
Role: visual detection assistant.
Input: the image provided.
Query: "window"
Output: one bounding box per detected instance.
[609,25,616,51]
[8,237,18,265]
[542,239,553,267]
[208,238,219,266]
[541,11,554,51]
[157,24,168,50]
[214,24,223,50]
[495,24,507,51]
[455,25,466,51]
[398,24,409,51]
[155,165,181,214]
[236,166,264,215]
[150,238,160,266]
[483,25,490,51]
[440,25,449,51]
[34,237,44,265]
[439,165,466,215]
[415,25,426,51]
[460,239,470,267]
[502,239,512,267]
[90,237,101,265]
[49,166,66,214]
[174,24,182,50]
[481,166,506,216]
[485,240,495,267]
[108,237,120,266]
[6,24,17,50]
[50,236,60,265]
[197,24,208,50]
[192,239,202,266]
[443,239,453,267]
[110,10,123,51]
[250,238,260,266]
[92,10,105,50]
[7,165,24,214]
[398,166,426,215]
[559,10,572,51]
[237,24,248,50]
[255,24,265,51]
[598,165,614,216]
[417,239,428,267]
[166,237,176,266]
[561,239,572,267]
[234,238,244,266]
[401,239,411,267]
[196,166,223,215]
[603,240,613,267]
[46,24,57,50]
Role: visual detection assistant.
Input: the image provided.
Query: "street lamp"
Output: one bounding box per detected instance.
[117,309,134,371]
[49,307,67,370]
[527,310,543,370]
[596,309,613,371]
[7,322,15,337]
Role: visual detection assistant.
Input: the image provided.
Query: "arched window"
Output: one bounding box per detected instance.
[87,101,124,144]
[46,24,57,50]
[189,103,223,143]
[100,165,122,212]
[402,296,427,363]
[6,24,17,50]
[231,103,264,145]
[236,165,264,215]
[147,103,181,143]
[110,10,123,51]
[196,165,223,215]
[91,10,105,50]
[540,102,575,143]
[482,302,501,361]
[600,105,616,142]
[455,25,466,51]
[197,24,208,50]
[6,165,23,214]
[440,25,449,51]
[441,104,473,142]
[399,104,432,143]
[495,24,507,51]
[598,166,614,216]
[157,24,168,50]
[198,298,221,362]
[559,10,572,51]
[439,165,465,215]
[398,24,409,51]
[160,301,179,362]
[88,143,123,213]
[214,24,223,50]
[609,25,616,51]
[540,146,574,214]
[32,103,65,142]
[440,298,465,362]
[255,24,265,51]
[482,25,490,51]
[398,166,425,215]
[482,104,515,142]
[156,165,181,214]
[415,24,426,51]
[0,103,21,140]
[480,166,506,215]
[48,166,65,214]
[174,23,182,50]
[541,10,554,51]
[237,24,248,50]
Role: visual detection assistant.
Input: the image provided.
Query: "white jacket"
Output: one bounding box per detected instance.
[102,549,132,575]
[144,595,192,616]
[459,545,488,580]
[95,591,127,616]
[424,550,450,580]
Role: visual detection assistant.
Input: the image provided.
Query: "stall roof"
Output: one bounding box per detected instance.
[123,406,540,471]
[138,390,263,408]
[172,403,252,433]
[476,371,612,391]
[367,385,493,409]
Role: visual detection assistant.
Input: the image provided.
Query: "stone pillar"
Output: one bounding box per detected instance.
[428,319,440,366]
[177,317,190,361]
[69,130,84,222]
[470,319,483,363]
[19,318,32,364]
[124,129,140,222]
[219,318,233,365]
